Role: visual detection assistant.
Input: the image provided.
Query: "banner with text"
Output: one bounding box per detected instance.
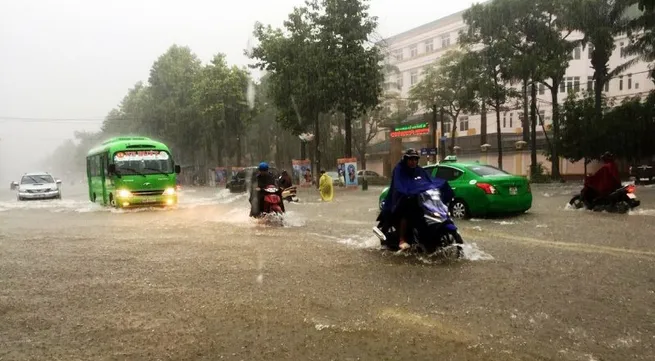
[292,159,312,186]
[337,157,358,187]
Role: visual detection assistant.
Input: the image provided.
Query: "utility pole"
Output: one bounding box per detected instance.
[439,108,446,161]
[431,104,438,163]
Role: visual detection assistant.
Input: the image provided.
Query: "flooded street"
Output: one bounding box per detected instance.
[1,183,654,360]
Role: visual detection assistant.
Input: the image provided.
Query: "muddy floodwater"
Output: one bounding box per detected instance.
[1,183,654,360]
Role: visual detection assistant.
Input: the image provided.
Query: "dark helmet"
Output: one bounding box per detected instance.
[601,152,614,162]
[320,169,326,174]
[403,148,420,160]
[258,162,269,171]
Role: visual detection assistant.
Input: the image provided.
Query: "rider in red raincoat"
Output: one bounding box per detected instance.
[582,152,621,205]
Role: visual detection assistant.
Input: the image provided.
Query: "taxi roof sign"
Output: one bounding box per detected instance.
[442,155,457,162]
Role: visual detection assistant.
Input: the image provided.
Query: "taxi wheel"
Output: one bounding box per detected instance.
[449,199,469,219]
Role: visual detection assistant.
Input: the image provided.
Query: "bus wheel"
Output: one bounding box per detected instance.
[109,194,117,208]
[91,193,96,203]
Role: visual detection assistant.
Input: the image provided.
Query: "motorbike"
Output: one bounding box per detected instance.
[254,185,285,225]
[569,183,640,213]
[373,188,464,258]
[280,185,298,203]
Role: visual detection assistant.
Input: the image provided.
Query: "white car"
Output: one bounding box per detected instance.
[12,172,62,201]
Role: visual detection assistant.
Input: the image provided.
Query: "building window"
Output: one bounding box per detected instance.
[620,42,625,57]
[539,110,546,121]
[619,76,623,91]
[565,77,580,92]
[509,112,514,128]
[410,70,418,85]
[441,34,450,48]
[587,76,594,91]
[628,74,632,89]
[410,45,417,58]
[425,39,434,53]
[394,49,403,61]
[443,122,451,134]
[503,113,507,128]
[588,45,593,59]
[459,116,469,131]
[636,82,640,89]
[573,46,581,60]
[539,84,545,95]
[560,80,566,93]
[604,80,609,92]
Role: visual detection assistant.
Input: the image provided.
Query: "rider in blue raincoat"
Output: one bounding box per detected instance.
[377,149,454,251]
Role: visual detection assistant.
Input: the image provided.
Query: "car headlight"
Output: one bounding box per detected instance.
[163,187,175,195]
[117,189,132,198]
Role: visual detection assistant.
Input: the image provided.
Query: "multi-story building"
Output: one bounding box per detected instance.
[366,6,653,177]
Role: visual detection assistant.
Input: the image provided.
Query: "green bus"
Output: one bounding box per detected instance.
[86,136,181,208]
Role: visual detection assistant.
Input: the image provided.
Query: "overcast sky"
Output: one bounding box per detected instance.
[0,0,477,181]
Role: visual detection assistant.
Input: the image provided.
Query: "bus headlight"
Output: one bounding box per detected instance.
[163,187,175,195]
[117,189,132,198]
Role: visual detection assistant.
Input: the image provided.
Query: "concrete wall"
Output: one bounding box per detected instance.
[366,151,603,179]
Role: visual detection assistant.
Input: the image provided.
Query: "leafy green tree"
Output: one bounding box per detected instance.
[620,0,655,81]
[562,0,634,118]
[193,54,233,166]
[460,3,520,169]
[147,45,203,163]
[250,7,332,175]
[559,92,601,174]
[309,0,384,157]
[409,50,478,153]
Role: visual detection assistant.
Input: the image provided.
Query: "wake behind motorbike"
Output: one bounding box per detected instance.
[569,183,640,213]
[373,188,464,258]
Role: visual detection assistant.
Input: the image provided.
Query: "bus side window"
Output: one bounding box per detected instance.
[102,154,109,176]
[93,155,101,177]
[87,158,92,177]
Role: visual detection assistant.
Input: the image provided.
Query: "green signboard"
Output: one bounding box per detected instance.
[390,122,430,138]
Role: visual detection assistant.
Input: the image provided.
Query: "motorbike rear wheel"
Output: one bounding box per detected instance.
[569,195,585,209]
[615,201,630,214]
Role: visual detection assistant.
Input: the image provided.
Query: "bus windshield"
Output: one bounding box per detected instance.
[113,150,174,175]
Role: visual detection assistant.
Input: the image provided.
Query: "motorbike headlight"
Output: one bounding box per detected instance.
[118,189,132,198]
[163,187,175,195]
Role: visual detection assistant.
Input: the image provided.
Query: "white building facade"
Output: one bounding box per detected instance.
[367,7,654,176]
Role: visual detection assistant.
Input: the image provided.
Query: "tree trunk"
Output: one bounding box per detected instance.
[496,100,503,169]
[550,81,561,180]
[344,110,353,158]
[236,135,242,167]
[450,110,460,152]
[480,101,487,145]
[360,114,367,170]
[215,141,222,167]
[431,105,438,163]
[300,141,307,160]
[594,72,604,123]
[314,113,321,188]
[523,79,530,142]
[530,82,538,177]
[439,108,446,161]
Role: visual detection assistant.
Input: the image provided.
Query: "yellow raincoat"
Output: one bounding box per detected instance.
[319,172,334,201]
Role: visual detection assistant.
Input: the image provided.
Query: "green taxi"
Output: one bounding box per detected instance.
[379,156,532,218]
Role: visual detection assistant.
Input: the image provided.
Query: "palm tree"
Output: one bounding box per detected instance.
[564,0,635,118]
